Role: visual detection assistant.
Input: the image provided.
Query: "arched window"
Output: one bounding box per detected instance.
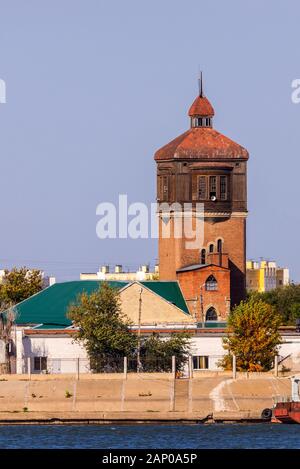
[217,239,222,253]
[205,275,218,291]
[206,307,218,321]
[200,249,206,264]
[209,244,214,253]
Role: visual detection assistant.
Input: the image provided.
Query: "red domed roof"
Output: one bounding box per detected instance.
[188,95,214,117]
[154,127,249,161]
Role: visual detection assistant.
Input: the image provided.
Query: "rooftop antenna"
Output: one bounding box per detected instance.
[198,70,204,97]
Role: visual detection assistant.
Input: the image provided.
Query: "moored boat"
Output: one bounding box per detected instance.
[273,377,300,424]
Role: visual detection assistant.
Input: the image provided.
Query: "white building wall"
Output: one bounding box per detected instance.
[279,337,300,371]
[22,334,89,374]
[190,336,226,370]
[15,332,300,374]
[190,335,300,371]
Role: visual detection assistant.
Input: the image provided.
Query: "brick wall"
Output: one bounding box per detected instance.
[159,215,246,307]
[177,265,230,321]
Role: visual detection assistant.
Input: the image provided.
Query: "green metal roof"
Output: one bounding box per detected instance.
[14,281,128,327]
[140,281,189,314]
[13,280,189,328]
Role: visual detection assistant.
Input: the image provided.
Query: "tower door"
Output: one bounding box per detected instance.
[205,307,217,321]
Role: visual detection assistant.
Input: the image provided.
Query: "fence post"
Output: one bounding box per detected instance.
[123,356,127,380]
[188,355,193,379]
[274,355,279,377]
[27,357,31,380]
[232,354,237,380]
[172,355,176,378]
[76,357,80,380]
[170,356,176,412]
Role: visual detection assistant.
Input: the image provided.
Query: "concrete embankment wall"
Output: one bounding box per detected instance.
[0,373,292,423]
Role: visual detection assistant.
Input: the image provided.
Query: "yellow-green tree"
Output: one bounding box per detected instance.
[0,267,43,305]
[221,299,281,372]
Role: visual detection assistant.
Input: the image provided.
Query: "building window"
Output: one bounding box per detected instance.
[34,356,47,372]
[220,176,227,200]
[205,275,218,291]
[209,176,217,199]
[200,248,206,264]
[217,239,222,253]
[209,243,214,253]
[193,356,209,370]
[198,176,206,200]
[206,307,218,321]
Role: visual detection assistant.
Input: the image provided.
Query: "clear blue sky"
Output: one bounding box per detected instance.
[0,0,299,281]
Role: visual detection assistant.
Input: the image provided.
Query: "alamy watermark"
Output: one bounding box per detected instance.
[0,79,6,104]
[96,195,204,250]
[291,79,300,103]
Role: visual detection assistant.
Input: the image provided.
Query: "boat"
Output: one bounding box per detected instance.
[273,377,300,423]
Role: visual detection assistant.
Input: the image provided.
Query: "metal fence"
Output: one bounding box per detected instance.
[26,357,90,375]
[22,354,282,377]
[25,356,179,375]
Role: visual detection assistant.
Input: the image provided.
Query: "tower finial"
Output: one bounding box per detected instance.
[198,71,203,97]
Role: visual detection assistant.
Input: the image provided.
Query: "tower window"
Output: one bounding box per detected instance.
[205,275,218,291]
[198,176,206,200]
[209,244,214,253]
[209,176,216,199]
[217,239,222,253]
[206,307,218,321]
[220,176,227,200]
[192,117,212,128]
[200,248,206,264]
[162,176,168,201]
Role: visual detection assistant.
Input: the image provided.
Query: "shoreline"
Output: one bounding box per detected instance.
[0,411,273,425]
[0,374,289,424]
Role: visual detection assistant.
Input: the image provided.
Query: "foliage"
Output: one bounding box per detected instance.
[247,284,300,325]
[0,267,43,305]
[68,283,137,371]
[139,332,190,372]
[0,307,16,373]
[220,298,281,372]
[68,283,190,372]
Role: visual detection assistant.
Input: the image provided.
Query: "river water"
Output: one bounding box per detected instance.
[0,424,299,449]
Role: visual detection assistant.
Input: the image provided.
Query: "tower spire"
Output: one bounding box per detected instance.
[198,71,203,97]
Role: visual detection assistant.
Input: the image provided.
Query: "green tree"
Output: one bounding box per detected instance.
[248,284,300,325]
[0,267,43,305]
[68,283,137,371]
[220,298,281,372]
[68,283,191,373]
[140,332,190,372]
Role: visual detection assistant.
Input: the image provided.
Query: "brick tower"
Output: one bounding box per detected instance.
[154,77,249,321]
